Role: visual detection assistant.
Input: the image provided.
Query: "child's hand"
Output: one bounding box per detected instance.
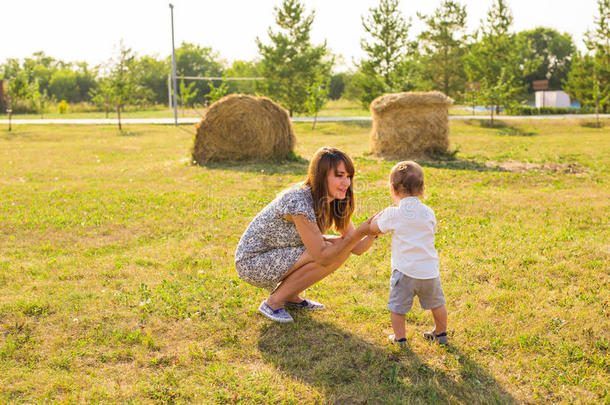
[357,216,381,237]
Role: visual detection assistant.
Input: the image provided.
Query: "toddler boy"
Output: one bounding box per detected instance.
[371,161,448,345]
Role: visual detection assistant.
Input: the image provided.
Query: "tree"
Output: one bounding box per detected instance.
[132,55,169,104]
[464,0,524,127]
[516,28,576,91]
[477,69,522,127]
[49,69,80,102]
[256,0,332,116]
[224,60,262,95]
[178,79,198,115]
[564,0,610,127]
[173,42,223,101]
[27,80,50,118]
[361,0,411,87]
[5,70,30,113]
[0,58,22,81]
[417,0,468,98]
[74,62,97,102]
[108,42,138,131]
[357,0,416,107]
[206,80,228,105]
[305,73,330,130]
[328,73,346,100]
[22,51,58,96]
[89,77,113,118]
[342,71,365,101]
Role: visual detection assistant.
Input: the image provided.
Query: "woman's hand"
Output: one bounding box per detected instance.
[356,216,380,237]
[349,216,381,255]
[293,215,375,267]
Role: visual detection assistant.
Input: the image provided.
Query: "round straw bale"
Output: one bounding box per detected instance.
[370,91,453,160]
[192,94,295,163]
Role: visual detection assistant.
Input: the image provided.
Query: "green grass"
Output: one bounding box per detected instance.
[0,119,608,403]
[2,98,551,120]
[6,106,194,120]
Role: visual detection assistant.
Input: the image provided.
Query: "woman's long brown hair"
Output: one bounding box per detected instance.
[304,147,355,233]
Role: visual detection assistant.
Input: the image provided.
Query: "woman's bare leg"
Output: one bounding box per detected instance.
[266,262,330,309]
[275,243,333,303]
[272,251,314,303]
[266,252,349,310]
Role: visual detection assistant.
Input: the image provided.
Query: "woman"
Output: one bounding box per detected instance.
[235,146,379,322]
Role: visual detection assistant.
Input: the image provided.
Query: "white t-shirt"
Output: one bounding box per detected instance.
[375,196,439,279]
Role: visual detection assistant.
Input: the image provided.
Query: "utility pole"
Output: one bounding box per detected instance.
[169,3,178,126]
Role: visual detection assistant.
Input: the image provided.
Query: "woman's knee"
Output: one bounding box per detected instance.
[313,257,345,275]
[292,247,347,275]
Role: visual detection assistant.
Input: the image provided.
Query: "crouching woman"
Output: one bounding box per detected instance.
[235,147,378,322]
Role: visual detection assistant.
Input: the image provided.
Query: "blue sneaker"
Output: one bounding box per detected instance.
[285,298,325,310]
[258,301,294,323]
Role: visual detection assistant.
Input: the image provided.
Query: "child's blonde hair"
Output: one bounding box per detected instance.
[390,161,424,196]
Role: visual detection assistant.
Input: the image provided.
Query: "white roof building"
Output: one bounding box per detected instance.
[535,91,571,108]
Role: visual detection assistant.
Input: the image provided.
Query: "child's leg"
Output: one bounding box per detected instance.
[430,304,447,334]
[390,311,406,340]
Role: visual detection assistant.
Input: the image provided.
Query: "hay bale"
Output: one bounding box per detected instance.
[192,94,295,163]
[370,91,453,160]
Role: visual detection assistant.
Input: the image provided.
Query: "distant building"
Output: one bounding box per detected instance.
[535,90,571,108]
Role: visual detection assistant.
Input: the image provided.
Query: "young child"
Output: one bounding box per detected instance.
[371,161,448,346]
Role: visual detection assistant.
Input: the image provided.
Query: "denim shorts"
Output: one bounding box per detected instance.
[388,270,446,314]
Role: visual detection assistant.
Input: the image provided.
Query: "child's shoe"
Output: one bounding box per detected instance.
[423,330,448,345]
[388,334,407,347]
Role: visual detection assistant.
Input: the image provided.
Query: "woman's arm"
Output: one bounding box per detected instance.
[341,221,377,255]
[352,213,386,254]
[291,214,376,267]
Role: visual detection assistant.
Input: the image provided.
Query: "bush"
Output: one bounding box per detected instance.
[329,74,346,100]
[57,100,68,114]
[505,105,594,115]
[6,100,37,114]
[49,70,80,103]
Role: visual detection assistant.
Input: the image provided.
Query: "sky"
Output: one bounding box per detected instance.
[1,0,600,71]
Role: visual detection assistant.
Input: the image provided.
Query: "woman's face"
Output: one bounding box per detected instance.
[326,161,351,201]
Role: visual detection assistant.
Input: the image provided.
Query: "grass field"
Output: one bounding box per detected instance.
[2,98,542,120]
[0,119,608,403]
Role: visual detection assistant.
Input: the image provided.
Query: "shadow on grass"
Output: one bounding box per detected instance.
[365,149,506,172]
[258,318,518,404]
[195,149,505,175]
[196,154,309,176]
[419,159,506,172]
[0,129,33,140]
[117,130,141,137]
[462,119,537,136]
[338,120,372,129]
[580,121,604,128]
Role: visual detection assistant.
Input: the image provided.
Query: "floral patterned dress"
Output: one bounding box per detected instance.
[235,185,317,291]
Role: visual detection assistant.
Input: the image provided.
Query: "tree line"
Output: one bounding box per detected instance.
[1,0,608,122]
